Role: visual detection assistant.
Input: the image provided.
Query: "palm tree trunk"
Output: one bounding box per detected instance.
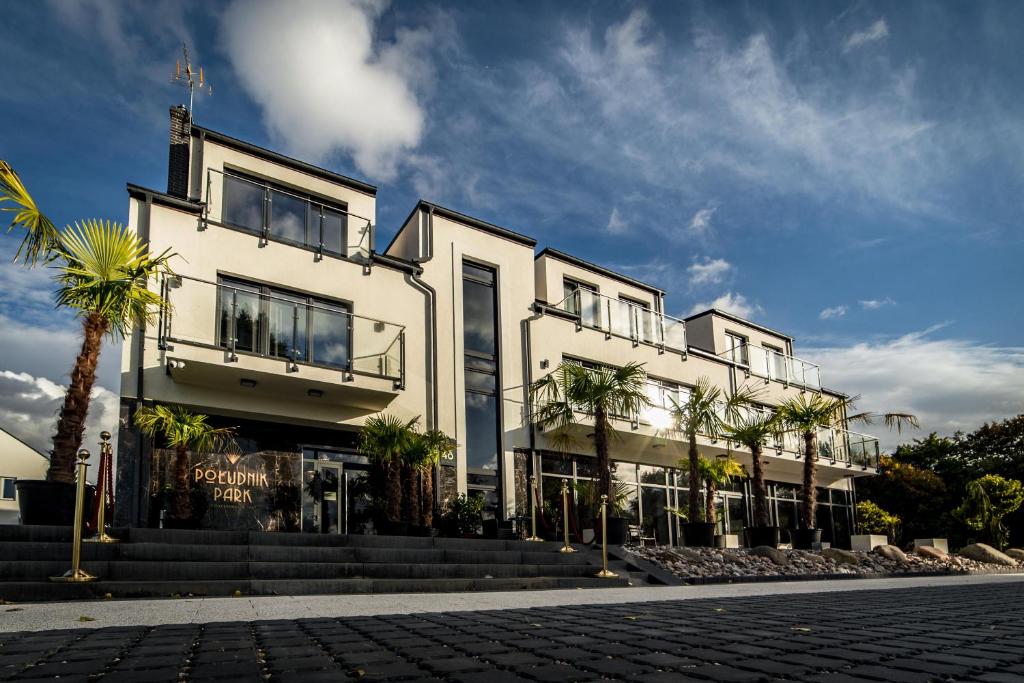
[421,466,434,527]
[800,431,817,529]
[403,462,420,526]
[385,461,402,524]
[705,480,717,527]
[594,406,611,498]
[687,432,701,522]
[170,445,192,521]
[48,314,109,483]
[750,443,770,527]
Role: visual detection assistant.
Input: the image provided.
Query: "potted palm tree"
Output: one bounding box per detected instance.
[360,414,417,535]
[403,428,456,534]
[134,405,235,527]
[697,454,745,547]
[530,361,649,545]
[777,393,917,549]
[723,410,784,548]
[669,378,757,547]
[2,162,174,524]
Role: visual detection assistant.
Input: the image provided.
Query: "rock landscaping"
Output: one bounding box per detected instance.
[626,544,1024,581]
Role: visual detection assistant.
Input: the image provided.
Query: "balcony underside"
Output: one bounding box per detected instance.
[165,343,400,413]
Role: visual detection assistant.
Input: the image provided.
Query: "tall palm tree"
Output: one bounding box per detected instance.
[408,430,456,527]
[696,455,746,527]
[777,393,918,531]
[48,221,173,482]
[531,361,650,499]
[669,378,759,523]
[723,410,784,528]
[0,161,60,265]
[134,405,235,522]
[360,414,418,526]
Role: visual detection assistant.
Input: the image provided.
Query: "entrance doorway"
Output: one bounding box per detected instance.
[302,449,373,534]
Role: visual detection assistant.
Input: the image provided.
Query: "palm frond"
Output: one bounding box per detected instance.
[0,161,60,266]
[134,404,235,453]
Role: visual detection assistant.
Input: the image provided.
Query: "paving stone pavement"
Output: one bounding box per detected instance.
[1,581,1023,682]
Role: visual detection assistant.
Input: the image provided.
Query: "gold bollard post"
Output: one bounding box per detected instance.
[596,494,618,578]
[559,479,575,553]
[86,431,118,544]
[525,474,542,542]
[50,449,97,583]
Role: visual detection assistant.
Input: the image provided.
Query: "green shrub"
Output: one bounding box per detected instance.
[856,500,901,541]
[954,474,1024,549]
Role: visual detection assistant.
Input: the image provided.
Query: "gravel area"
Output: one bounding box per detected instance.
[625,544,1022,580]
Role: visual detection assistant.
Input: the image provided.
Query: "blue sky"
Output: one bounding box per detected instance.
[1,0,1022,454]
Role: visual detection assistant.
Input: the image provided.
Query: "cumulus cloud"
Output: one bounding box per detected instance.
[860,296,896,310]
[819,305,848,320]
[606,207,628,235]
[688,292,762,320]
[221,0,452,180]
[804,327,1024,451]
[687,207,716,236]
[844,19,890,52]
[687,258,732,287]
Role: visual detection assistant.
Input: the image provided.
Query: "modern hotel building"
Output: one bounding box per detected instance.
[114,107,880,548]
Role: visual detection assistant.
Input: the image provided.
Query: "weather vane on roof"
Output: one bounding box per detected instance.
[172,42,212,116]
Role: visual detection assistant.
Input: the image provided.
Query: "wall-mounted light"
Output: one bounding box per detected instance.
[540,359,549,369]
[307,389,323,398]
[168,360,186,370]
[240,378,257,388]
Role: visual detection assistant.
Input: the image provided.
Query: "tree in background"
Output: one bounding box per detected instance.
[855,500,902,543]
[856,455,952,545]
[954,474,1024,549]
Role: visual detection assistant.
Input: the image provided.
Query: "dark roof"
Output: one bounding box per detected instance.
[126,184,202,213]
[191,125,377,196]
[537,248,664,296]
[684,308,794,341]
[389,201,538,251]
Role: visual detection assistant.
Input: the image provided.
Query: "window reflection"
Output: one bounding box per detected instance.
[311,304,350,369]
[223,175,264,233]
[269,189,307,245]
[465,392,498,471]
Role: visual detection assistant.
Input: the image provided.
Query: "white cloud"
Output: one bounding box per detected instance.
[804,327,1024,451]
[606,207,628,235]
[688,292,762,320]
[844,19,890,52]
[859,296,896,310]
[687,207,717,236]
[221,0,452,180]
[819,305,849,320]
[687,258,732,287]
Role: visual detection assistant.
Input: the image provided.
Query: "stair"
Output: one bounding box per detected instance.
[0,525,629,602]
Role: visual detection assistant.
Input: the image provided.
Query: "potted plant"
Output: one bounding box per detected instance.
[853,500,901,550]
[697,454,745,547]
[3,163,174,524]
[439,494,484,537]
[134,405,235,529]
[723,410,784,548]
[669,378,758,547]
[777,394,917,549]
[359,414,418,535]
[405,429,456,536]
[530,360,650,534]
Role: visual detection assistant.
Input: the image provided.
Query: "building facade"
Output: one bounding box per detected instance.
[0,428,49,525]
[114,107,880,547]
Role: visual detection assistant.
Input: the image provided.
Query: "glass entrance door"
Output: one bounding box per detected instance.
[314,462,342,534]
[343,468,373,535]
[302,458,373,534]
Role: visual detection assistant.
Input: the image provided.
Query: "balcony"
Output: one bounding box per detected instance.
[157,275,405,410]
[554,287,687,355]
[722,344,821,391]
[200,168,373,260]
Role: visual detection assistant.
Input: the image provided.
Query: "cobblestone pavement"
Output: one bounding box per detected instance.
[2,581,1022,682]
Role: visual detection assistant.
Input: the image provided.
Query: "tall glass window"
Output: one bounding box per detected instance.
[463,262,501,504]
[725,332,748,365]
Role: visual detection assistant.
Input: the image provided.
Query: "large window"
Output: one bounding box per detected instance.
[563,278,600,328]
[725,332,748,365]
[218,276,351,370]
[463,261,501,510]
[222,171,349,258]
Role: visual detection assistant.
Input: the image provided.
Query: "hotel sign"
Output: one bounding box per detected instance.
[194,454,270,503]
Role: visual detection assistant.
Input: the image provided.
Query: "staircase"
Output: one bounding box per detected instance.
[0,525,630,602]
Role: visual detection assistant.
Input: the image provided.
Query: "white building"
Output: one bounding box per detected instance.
[0,427,49,524]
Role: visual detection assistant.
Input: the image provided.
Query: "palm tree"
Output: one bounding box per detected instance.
[531,361,650,499]
[669,378,759,523]
[723,410,783,528]
[0,161,60,265]
[696,455,746,527]
[409,430,456,527]
[134,405,235,522]
[360,414,418,527]
[777,393,917,532]
[47,221,173,482]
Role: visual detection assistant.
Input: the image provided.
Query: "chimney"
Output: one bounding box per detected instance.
[167,105,191,199]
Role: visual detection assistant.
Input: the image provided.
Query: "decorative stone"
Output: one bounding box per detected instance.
[958,543,1017,566]
[1005,548,1024,561]
[750,545,789,566]
[873,545,908,562]
[822,548,860,565]
[916,545,948,560]
[913,538,949,553]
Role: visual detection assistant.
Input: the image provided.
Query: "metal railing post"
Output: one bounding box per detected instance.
[559,479,575,553]
[50,450,97,583]
[526,474,542,541]
[229,289,239,361]
[289,303,300,371]
[596,494,617,578]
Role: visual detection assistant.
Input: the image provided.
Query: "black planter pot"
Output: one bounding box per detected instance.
[789,528,822,550]
[15,480,95,527]
[682,522,716,547]
[605,516,628,545]
[482,518,498,539]
[746,526,782,549]
[380,520,410,536]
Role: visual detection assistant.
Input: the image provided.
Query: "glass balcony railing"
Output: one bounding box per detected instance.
[201,168,373,260]
[727,344,821,390]
[555,287,686,354]
[158,274,404,384]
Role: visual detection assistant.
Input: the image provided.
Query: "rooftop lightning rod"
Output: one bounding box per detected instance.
[172,42,213,117]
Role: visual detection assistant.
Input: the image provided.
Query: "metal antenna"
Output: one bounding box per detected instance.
[172,42,213,116]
